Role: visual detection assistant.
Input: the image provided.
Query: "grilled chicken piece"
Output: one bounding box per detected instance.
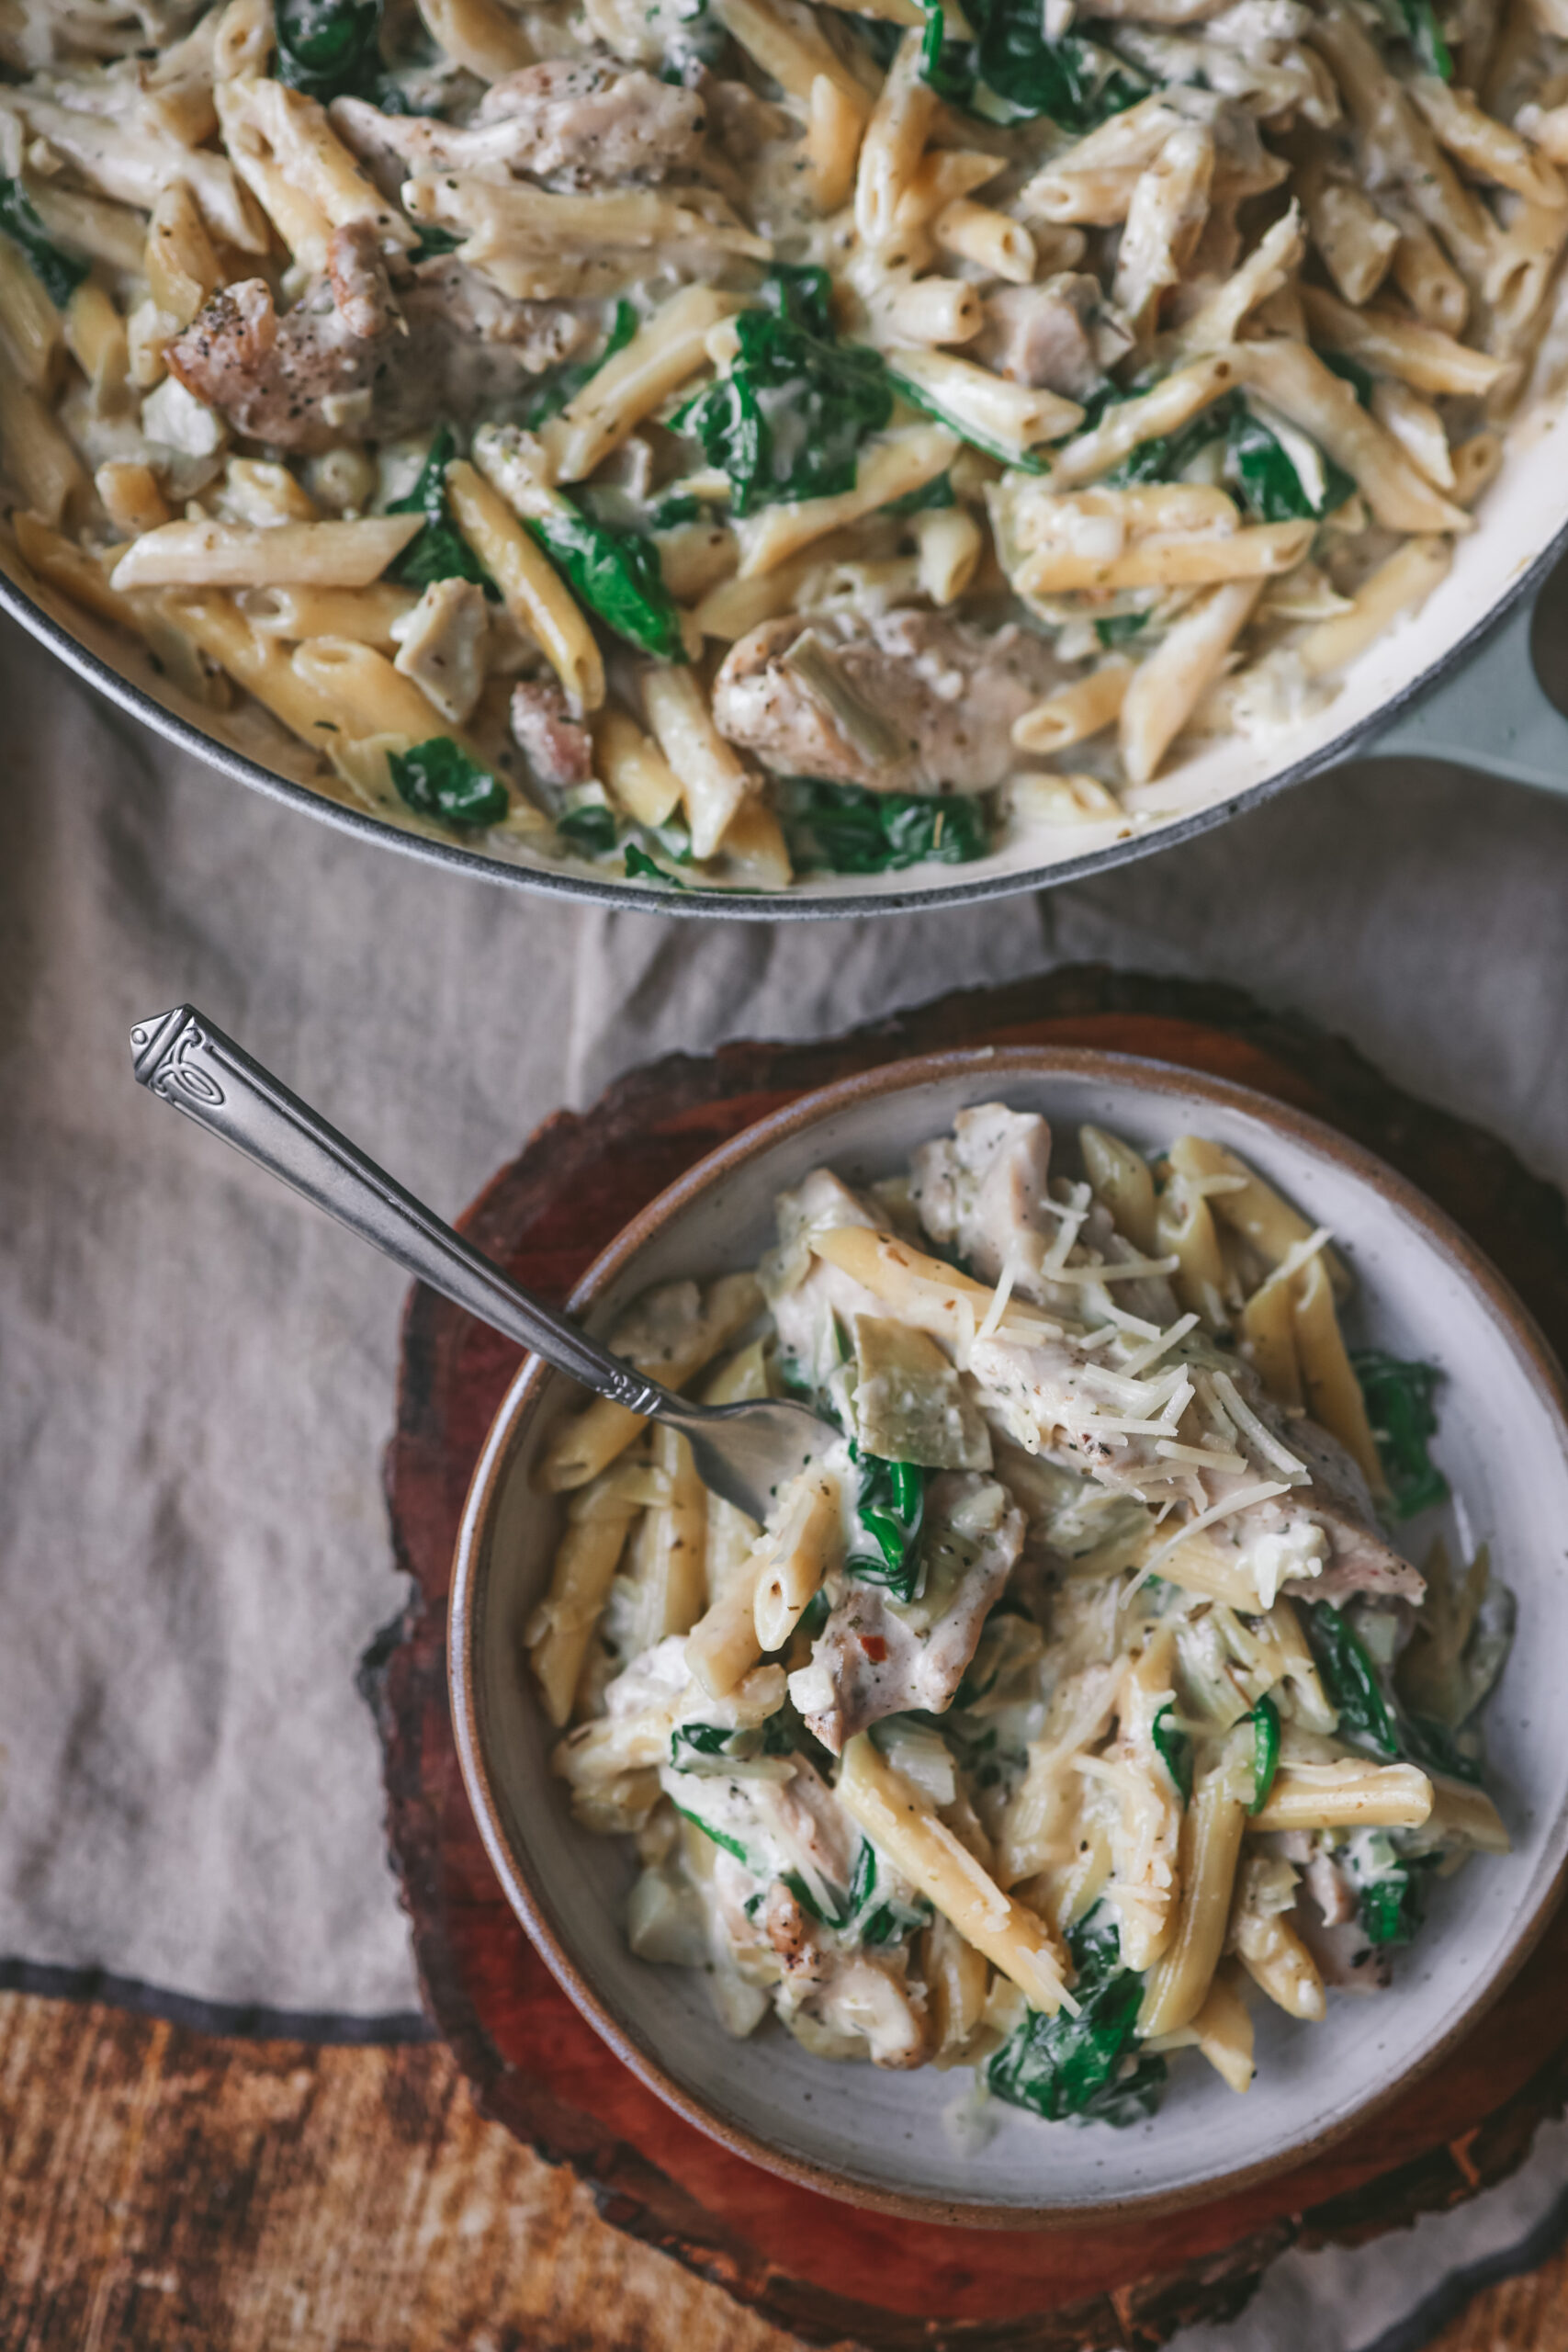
[511,680,593,787]
[970,1323,1423,1605]
[911,1103,1054,1287]
[331,63,705,196]
[978,275,1108,399]
[790,1475,1024,1751]
[909,1103,1178,1326]
[167,225,581,452]
[762,1167,886,1395]
[711,610,1064,796]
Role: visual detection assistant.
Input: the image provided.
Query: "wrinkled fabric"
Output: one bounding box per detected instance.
[3,615,1568,2342]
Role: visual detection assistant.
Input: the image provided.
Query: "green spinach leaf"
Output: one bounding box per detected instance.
[918,0,1146,128]
[0,178,86,310]
[987,1904,1166,2125]
[388,424,499,597]
[388,738,507,829]
[275,0,383,101]
[680,270,893,514]
[528,497,688,661]
[1387,0,1452,77]
[625,841,690,888]
[1094,611,1150,648]
[670,1722,739,1762]
[411,222,462,260]
[1152,1702,1192,1804]
[1401,1711,1483,1786]
[1351,1351,1449,1520]
[884,470,956,517]
[1226,405,1355,522]
[671,1802,751,1865]
[1248,1693,1280,1814]
[1305,1605,1401,1759]
[1320,351,1377,404]
[846,1449,926,1600]
[781,779,990,873]
[557,802,619,856]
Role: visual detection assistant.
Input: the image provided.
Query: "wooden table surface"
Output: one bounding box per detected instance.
[2,1990,1565,2348]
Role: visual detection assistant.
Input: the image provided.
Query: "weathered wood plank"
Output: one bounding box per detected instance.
[0,1991,804,2352]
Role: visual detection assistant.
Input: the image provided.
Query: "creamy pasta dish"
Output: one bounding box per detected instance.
[1,0,1563,888]
[529,1108,1513,2120]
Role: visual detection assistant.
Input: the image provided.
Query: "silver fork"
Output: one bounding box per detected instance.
[130,1005,837,1521]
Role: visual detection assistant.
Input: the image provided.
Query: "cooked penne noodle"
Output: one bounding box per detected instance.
[535,1110,1517,2112]
[805,74,865,211]
[1389,208,1471,334]
[909,504,982,604]
[9,0,1561,867]
[1079,1124,1156,1255]
[108,516,423,592]
[1048,355,1241,487]
[96,461,173,537]
[539,1273,762,1492]
[1137,1741,1250,2037]
[417,0,535,79]
[1015,523,1311,595]
[895,148,1006,232]
[403,174,771,300]
[713,0,870,115]
[733,424,957,578]
[238,582,418,646]
[0,237,62,387]
[448,456,606,716]
[856,29,937,251]
[1112,124,1213,332]
[1296,535,1452,677]
[642,664,754,858]
[1251,1762,1434,1831]
[528,1459,650,1724]
[1292,1253,1386,1493]
[547,286,741,483]
[1300,286,1507,398]
[839,1735,1069,2011]
[1168,1138,1352,1295]
[1411,72,1567,205]
[752,1473,842,1650]
[593,707,684,828]
[145,183,222,329]
[1120,579,1263,787]
[932,199,1035,284]
[1299,164,1401,306]
[1235,341,1472,535]
[1371,379,1454,490]
[883,277,985,346]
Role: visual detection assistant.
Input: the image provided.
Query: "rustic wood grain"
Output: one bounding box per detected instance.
[2,1984,1566,2352]
[0,1991,807,2352]
[375,965,1568,2351]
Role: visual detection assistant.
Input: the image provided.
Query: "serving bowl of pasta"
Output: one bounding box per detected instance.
[4,0,1568,911]
[450,1047,1568,2220]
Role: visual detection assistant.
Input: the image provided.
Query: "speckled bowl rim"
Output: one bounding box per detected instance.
[449,1046,1568,2228]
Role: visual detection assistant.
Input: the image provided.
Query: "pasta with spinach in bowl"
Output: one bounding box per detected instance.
[0,0,1562,889]
[528,1106,1512,2122]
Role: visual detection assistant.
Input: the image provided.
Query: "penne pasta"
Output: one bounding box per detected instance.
[530,1109,1517,2118]
[8,0,1558,865]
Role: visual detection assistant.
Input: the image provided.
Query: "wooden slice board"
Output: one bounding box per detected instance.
[373,967,1568,2351]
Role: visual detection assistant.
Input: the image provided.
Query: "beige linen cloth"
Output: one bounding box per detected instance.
[5,613,1568,2347]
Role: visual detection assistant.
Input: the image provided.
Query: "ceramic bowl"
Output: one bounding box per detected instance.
[450,1047,1568,2222]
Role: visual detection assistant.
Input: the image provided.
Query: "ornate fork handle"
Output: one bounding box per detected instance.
[130,1004,678,1418]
